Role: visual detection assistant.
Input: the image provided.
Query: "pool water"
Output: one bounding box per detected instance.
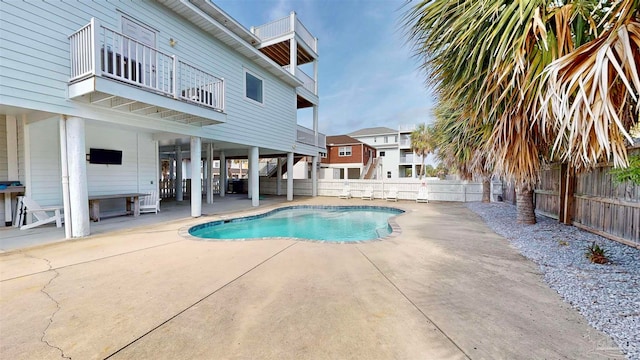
[189,206,404,242]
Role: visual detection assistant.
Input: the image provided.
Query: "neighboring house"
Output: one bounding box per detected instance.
[320,136,376,179]
[350,125,436,179]
[348,127,399,179]
[0,1,324,237]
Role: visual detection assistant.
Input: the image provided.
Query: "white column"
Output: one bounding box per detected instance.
[250,146,259,207]
[287,152,294,201]
[311,156,318,197]
[247,150,252,199]
[313,59,318,95]
[59,117,72,239]
[276,157,283,195]
[220,151,226,197]
[289,12,297,76]
[66,117,90,237]
[4,116,18,226]
[176,146,183,201]
[206,143,213,204]
[190,137,201,217]
[313,105,318,146]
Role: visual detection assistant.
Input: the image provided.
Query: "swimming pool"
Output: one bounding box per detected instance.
[188,206,404,243]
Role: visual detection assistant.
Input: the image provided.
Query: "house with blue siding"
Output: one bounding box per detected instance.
[0,0,323,237]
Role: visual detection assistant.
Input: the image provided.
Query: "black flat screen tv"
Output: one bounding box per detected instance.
[89,148,122,165]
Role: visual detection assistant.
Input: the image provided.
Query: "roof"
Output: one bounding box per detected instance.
[348,127,397,137]
[158,0,302,88]
[326,135,363,146]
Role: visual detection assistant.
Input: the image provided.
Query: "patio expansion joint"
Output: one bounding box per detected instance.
[356,247,472,360]
[103,241,299,359]
[24,254,72,360]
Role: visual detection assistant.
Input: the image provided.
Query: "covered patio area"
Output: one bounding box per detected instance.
[0,194,290,252]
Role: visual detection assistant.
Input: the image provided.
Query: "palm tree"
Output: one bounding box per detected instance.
[410,123,435,179]
[432,101,494,202]
[404,0,640,224]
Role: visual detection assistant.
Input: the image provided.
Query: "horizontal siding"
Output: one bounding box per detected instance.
[0,116,7,222]
[28,117,62,206]
[1,0,300,154]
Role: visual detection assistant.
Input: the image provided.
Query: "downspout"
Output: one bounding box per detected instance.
[59,115,72,239]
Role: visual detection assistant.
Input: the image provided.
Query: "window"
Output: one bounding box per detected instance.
[387,171,392,178]
[321,152,327,158]
[379,151,386,157]
[374,137,377,143]
[338,146,352,157]
[384,136,388,143]
[245,70,263,104]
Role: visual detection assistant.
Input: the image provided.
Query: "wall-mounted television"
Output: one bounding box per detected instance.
[89,148,122,165]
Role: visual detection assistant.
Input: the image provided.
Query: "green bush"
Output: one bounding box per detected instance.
[609,154,640,185]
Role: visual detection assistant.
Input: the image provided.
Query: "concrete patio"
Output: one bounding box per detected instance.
[0,197,623,359]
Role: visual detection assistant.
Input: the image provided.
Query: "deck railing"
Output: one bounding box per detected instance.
[282,65,316,95]
[69,18,224,112]
[296,125,325,149]
[252,13,317,52]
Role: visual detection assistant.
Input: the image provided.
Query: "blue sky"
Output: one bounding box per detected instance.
[214,0,436,136]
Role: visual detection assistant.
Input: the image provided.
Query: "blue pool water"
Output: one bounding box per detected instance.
[189,206,404,242]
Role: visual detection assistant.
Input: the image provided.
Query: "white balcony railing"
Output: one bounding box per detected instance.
[69,18,224,112]
[252,13,317,53]
[296,125,325,148]
[283,65,316,95]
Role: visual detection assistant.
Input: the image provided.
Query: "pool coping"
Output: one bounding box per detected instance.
[179,205,405,244]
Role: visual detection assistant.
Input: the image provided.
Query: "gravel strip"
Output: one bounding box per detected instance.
[466,202,640,360]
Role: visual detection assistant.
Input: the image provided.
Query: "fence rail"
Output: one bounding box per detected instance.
[533,155,639,248]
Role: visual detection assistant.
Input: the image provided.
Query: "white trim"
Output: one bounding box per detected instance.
[338,146,352,157]
[243,68,265,106]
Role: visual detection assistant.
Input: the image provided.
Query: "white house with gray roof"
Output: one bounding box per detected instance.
[0,0,324,238]
[349,125,436,179]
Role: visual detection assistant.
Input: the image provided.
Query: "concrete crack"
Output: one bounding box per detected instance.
[25,254,71,360]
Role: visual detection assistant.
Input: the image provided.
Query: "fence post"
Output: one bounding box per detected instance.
[559,164,575,224]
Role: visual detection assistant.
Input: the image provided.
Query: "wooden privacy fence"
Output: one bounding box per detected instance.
[534,156,640,249]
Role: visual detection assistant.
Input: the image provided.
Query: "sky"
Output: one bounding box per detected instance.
[214,0,436,136]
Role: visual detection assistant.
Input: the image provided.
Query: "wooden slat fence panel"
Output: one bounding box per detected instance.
[535,164,561,219]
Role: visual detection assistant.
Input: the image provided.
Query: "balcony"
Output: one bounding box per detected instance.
[68,18,225,127]
[296,125,326,149]
[252,12,318,66]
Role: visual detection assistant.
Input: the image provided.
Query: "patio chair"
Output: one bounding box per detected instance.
[18,196,64,230]
[385,187,398,202]
[362,187,374,200]
[338,184,351,199]
[416,185,429,203]
[140,190,161,214]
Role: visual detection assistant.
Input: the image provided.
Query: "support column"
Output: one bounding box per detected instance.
[287,152,294,201]
[5,116,18,227]
[313,105,319,146]
[276,157,283,195]
[190,137,201,217]
[176,146,183,201]
[289,12,297,77]
[59,117,72,239]
[220,151,226,197]
[311,156,318,197]
[206,143,213,204]
[66,117,90,237]
[247,150,252,199]
[250,146,259,207]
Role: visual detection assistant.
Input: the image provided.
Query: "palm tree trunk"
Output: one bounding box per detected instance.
[482,176,491,203]
[516,187,536,224]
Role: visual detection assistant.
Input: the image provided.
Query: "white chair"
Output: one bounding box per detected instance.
[362,187,374,200]
[18,196,64,230]
[140,190,161,214]
[385,187,398,202]
[338,184,351,199]
[416,186,429,203]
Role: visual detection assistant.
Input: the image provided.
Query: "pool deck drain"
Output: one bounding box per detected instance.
[0,198,623,359]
